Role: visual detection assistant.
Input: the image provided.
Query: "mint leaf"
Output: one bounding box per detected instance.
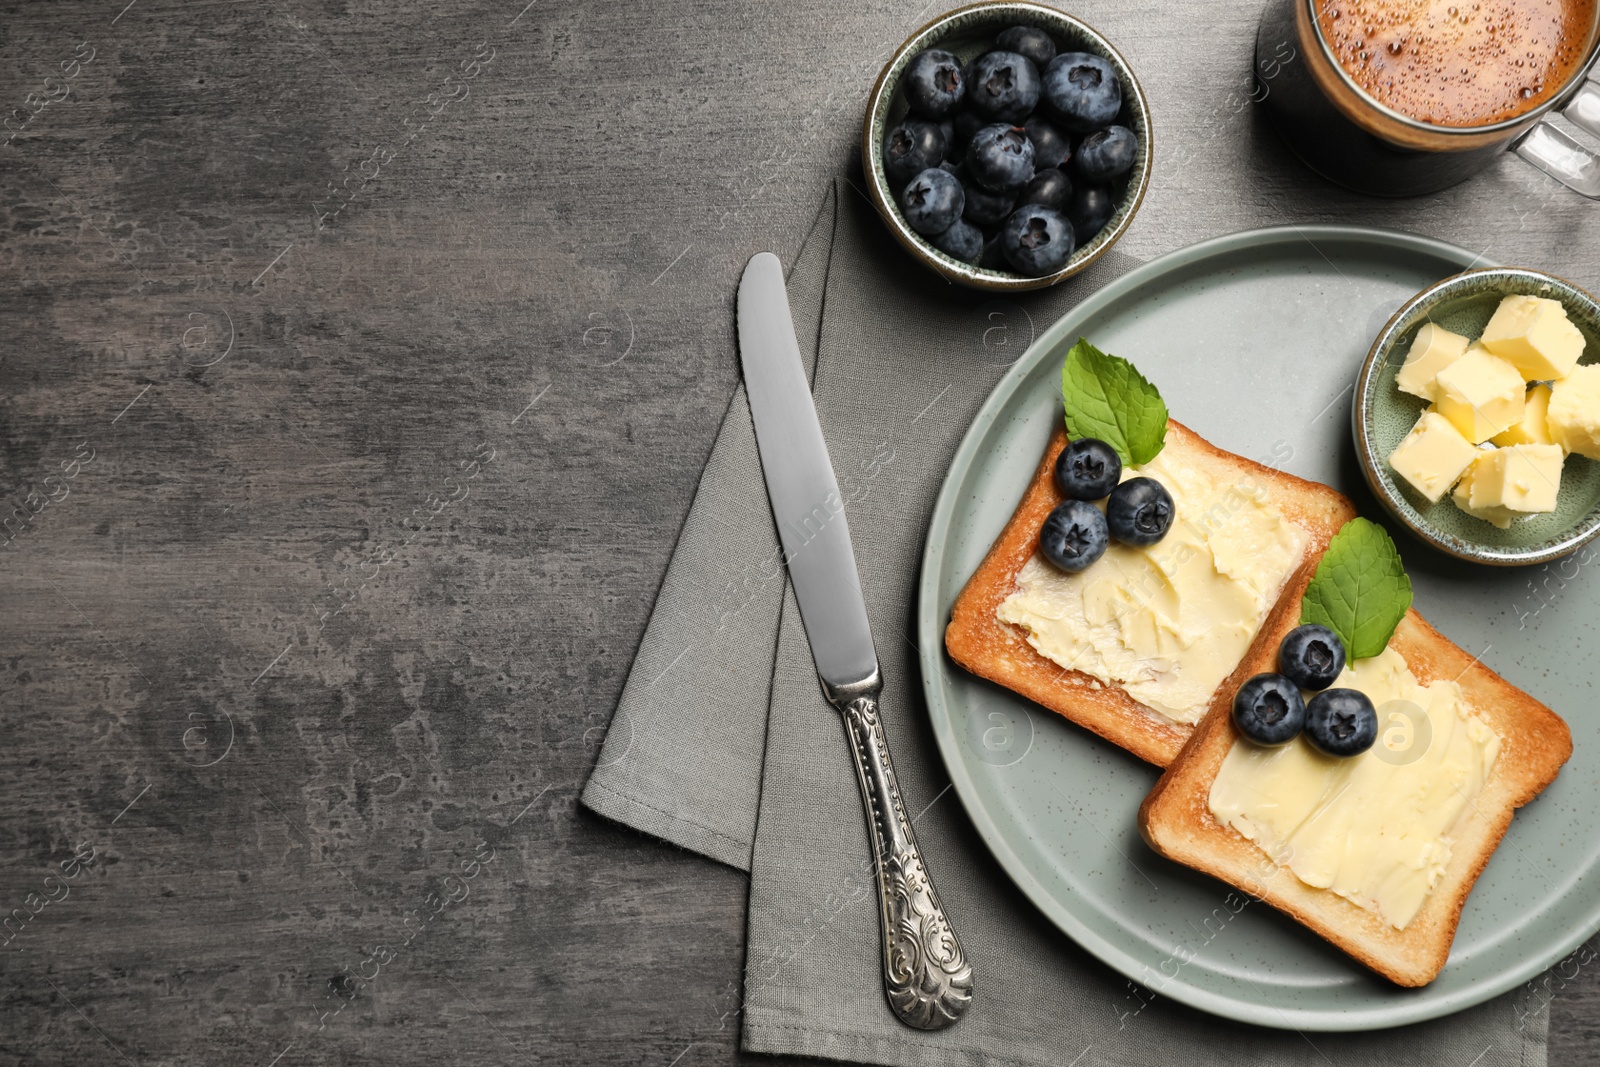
[1060,338,1168,465]
[1300,518,1413,660]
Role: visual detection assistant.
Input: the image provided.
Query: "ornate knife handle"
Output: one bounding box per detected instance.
[824,673,973,1030]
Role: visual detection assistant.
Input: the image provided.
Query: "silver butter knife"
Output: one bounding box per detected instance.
[736,251,973,1030]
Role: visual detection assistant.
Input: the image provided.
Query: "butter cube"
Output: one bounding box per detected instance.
[1389,410,1479,503]
[1491,384,1557,448]
[1548,363,1600,460]
[1480,294,1585,381]
[1452,455,1516,529]
[1462,444,1564,515]
[1434,346,1526,443]
[1396,323,1470,401]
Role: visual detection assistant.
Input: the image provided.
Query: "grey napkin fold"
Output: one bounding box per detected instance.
[582,178,1545,1067]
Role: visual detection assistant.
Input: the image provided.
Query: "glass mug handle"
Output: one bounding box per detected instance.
[1515,76,1600,198]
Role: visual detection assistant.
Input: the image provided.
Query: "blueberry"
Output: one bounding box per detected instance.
[1279,624,1346,691]
[1042,52,1123,132]
[968,124,1035,192]
[1039,499,1109,572]
[966,51,1041,123]
[899,167,963,235]
[1232,673,1308,747]
[996,26,1057,71]
[1075,125,1138,183]
[1000,204,1074,276]
[952,110,987,152]
[938,119,959,161]
[1066,183,1115,243]
[1022,117,1071,171]
[1017,168,1072,211]
[961,175,1016,226]
[883,119,946,186]
[929,217,983,263]
[978,233,1008,270]
[1305,688,1379,757]
[1054,438,1122,500]
[904,48,966,119]
[1106,477,1173,546]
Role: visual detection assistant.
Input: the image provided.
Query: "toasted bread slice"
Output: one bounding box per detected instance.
[1139,609,1573,986]
[945,420,1355,766]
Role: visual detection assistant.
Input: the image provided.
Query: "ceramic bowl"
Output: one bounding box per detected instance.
[1353,267,1600,566]
[860,0,1152,291]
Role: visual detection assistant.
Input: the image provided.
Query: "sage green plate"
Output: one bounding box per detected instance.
[917,225,1600,1030]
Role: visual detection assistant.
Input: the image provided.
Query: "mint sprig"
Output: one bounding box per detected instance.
[1060,338,1168,465]
[1300,518,1413,660]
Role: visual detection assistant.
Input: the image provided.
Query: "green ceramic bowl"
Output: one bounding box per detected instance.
[860,1,1152,291]
[1353,267,1600,566]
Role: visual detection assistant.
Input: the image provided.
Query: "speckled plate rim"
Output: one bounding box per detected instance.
[859,0,1153,292]
[917,225,1600,1031]
[1353,266,1600,566]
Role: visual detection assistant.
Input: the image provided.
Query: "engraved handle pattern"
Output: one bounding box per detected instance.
[838,693,973,1030]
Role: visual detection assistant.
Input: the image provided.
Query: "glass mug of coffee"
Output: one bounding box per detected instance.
[1256,0,1600,196]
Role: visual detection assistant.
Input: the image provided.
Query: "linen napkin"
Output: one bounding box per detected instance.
[581,177,1544,1067]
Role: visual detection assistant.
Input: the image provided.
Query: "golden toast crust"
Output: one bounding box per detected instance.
[944,419,1355,766]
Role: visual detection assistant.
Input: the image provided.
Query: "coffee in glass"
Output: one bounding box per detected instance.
[1257,0,1600,195]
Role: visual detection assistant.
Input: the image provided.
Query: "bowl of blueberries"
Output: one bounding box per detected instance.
[862,1,1151,290]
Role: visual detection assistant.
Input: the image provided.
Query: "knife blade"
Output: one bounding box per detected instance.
[736,251,877,690]
[736,250,973,1031]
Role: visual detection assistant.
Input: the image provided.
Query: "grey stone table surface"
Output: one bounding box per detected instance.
[2,0,1598,1064]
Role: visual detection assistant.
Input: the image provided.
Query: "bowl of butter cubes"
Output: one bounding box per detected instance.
[1354,267,1600,566]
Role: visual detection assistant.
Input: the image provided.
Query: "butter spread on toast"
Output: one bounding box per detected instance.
[996,447,1307,725]
[1209,645,1501,929]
